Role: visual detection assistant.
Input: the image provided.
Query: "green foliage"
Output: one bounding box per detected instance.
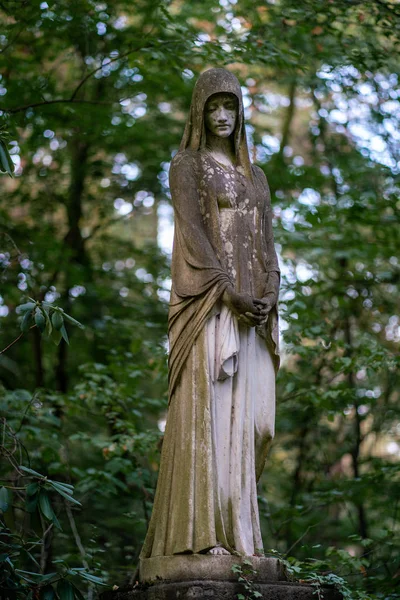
[16,298,83,345]
[1,0,400,597]
[0,125,14,177]
[232,560,263,600]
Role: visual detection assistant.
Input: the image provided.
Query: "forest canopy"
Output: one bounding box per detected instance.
[0,0,399,598]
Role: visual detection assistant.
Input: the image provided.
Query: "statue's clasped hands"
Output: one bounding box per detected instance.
[222,286,278,328]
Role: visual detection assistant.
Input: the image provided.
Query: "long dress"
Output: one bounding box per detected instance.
[140,150,279,558]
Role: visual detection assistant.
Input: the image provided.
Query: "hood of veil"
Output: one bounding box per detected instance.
[179,68,253,179]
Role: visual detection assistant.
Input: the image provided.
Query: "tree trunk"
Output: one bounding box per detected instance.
[277,78,297,161]
[55,136,89,393]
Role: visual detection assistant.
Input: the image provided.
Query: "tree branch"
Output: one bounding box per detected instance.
[0,41,156,114]
[0,324,37,355]
[0,24,25,54]
[1,98,117,115]
[69,42,152,102]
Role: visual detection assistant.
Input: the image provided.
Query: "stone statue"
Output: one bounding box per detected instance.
[140,68,280,563]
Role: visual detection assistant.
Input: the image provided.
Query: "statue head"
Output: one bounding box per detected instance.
[179,68,252,177]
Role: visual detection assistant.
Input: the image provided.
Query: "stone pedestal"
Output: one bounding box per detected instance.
[139,555,285,583]
[101,556,342,600]
[102,580,342,600]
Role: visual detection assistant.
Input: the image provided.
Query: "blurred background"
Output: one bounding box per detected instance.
[0,0,399,598]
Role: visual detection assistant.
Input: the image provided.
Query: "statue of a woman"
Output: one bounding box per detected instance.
[141,68,280,559]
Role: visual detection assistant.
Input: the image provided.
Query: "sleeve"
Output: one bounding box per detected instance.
[169,152,232,299]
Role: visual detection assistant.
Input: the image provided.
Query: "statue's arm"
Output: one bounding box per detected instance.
[170,153,218,265]
[253,166,280,317]
[169,152,232,297]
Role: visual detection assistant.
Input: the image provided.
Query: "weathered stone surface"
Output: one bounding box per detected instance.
[141,68,281,560]
[102,580,342,600]
[140,555,286,583]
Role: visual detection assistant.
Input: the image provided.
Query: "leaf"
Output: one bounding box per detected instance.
[71,584,85,600]
[39,491,53,520]
[20,465,44,478]
[0,139,15,177]
[76,571,105,585]
[60,323,69,345]
[42,305,52,336]
[52,329,63,346]
[57,579,75,600]
[0,487,9,513]
[21,548,41,569]
[48,480,74,492]
[39,491,62,529]
[48,482,81,506]
[26,482,39,496]
[21,309,33,333]
[35,308,46,333]
[232,564,242,573]
[51,311,64,331]
[63,312,84,329]
[18,302,36,312]
[16,569,57,582]
[26,492,38,513]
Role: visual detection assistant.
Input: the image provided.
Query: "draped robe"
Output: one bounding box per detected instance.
[140,69,280,559]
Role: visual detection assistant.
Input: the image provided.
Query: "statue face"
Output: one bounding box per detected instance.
[204,93,237,138]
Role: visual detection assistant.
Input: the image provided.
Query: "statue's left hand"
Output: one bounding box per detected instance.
[253,294,276,325]
[252,272,279,325]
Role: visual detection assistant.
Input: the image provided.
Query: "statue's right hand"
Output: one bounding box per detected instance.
[222,288,263,327]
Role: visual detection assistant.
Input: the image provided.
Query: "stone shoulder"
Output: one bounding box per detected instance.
[252,163,268,183]
[170,149,200,171]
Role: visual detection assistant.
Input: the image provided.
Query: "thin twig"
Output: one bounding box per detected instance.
[1,98,117,115]
[65,501,94,600]
[69,43,152,102]
[0,24,25,54]
[285,522,321,557]
[65,502,89,568]
[0,324,37,355]
[16,391,39,433]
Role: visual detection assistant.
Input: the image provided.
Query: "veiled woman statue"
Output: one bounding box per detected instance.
[141,68,280,560]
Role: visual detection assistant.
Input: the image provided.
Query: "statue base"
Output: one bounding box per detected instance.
[100,556,342,599]
[102,580,342,600]
[139,555,285,583]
